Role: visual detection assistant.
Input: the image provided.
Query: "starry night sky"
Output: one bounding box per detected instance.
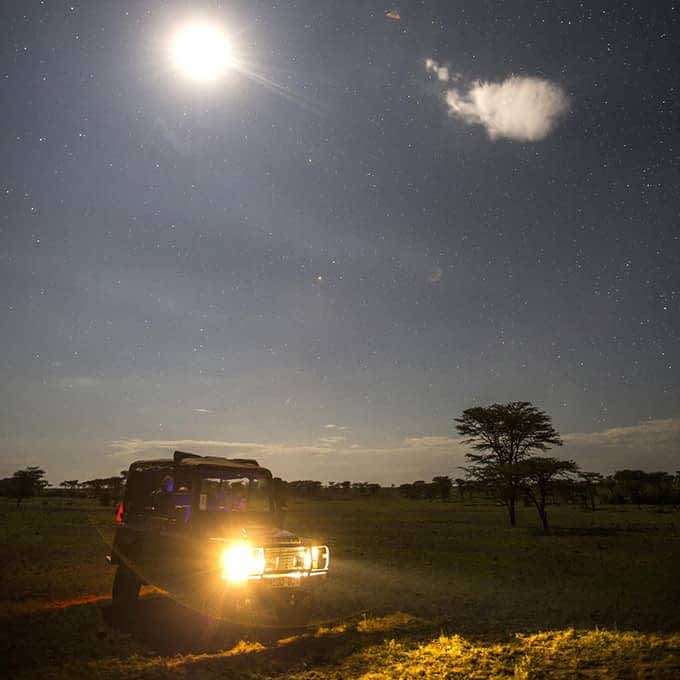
[1,1,679,484]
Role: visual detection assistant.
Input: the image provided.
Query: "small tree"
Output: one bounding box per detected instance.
[366,483,381,497]
[432,476,453,501]
[520,457,578,531]
[455,401,563,527]
[576,471,603,510]
[9,467,48,507]
[454,478,467,499]
[60,480,80,496]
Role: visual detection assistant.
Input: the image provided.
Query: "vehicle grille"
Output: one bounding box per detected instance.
[264,546,305,573]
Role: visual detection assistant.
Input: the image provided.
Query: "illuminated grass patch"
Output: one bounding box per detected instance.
[357,612,421,633]
[353,629,680,680]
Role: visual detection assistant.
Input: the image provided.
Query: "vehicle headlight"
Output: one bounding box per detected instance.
[309,545,330,571]
[303,548,312,571]
[220,543,265,582]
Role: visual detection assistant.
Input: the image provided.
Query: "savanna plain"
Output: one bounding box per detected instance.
[2,496,679,679]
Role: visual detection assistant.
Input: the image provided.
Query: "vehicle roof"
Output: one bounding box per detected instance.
[129,453,270,475]
[128,458,173,472]
[179,456,263,470]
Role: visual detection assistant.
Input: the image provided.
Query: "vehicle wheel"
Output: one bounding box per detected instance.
[111,564,141,615]
[274,591,312,626]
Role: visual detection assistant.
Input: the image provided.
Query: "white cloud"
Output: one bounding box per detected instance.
[317,436,347,447]
[561,418,680,473]
[564,418,680,449]
[425,58,458,83]
[401,436,462,450]
[107,438,330,459]
[100,417,680,484]
[444,75,568,141]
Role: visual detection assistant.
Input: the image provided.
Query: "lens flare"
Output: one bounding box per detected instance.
[303,548,312,571]
[221,543,264,582]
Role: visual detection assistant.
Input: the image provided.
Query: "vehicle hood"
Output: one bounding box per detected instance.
[244,526,301,546]
[210,525,302,546]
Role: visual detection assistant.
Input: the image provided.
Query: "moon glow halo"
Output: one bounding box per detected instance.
[171,23,233,82]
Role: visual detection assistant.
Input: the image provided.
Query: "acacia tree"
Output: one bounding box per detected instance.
[455,401,563,527]
[60,480,80,496]
[432,476,453,501]
[519,457,578,531]
[9,467,48,507]
[576,471,603,510]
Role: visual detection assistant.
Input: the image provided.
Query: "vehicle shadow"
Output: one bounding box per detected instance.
[101,594,301,653]
[1,594,307,677]
[98,597,435,679]
[1,593,430,678]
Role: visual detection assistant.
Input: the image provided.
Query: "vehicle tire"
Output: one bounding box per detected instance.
[274,591,312,626]
[111,564,141,616]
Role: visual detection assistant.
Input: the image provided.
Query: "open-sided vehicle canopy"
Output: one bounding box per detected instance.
[123,451,276,521]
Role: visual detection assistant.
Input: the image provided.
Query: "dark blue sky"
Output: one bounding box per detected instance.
[1,1,678,483]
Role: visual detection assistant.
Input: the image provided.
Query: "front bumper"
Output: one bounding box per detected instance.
[218,543,330,587]
[243,569,328,588]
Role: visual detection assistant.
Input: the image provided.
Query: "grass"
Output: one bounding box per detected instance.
[1,496,679,678]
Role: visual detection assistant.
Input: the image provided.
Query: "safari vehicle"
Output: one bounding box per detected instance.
[108,451,329,623]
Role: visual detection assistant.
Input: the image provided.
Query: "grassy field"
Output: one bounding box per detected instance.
[1,496,679,678]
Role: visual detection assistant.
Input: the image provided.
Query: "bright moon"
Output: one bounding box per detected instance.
[171,23,233,82]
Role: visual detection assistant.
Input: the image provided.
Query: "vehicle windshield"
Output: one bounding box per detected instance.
[197,471,273,514]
